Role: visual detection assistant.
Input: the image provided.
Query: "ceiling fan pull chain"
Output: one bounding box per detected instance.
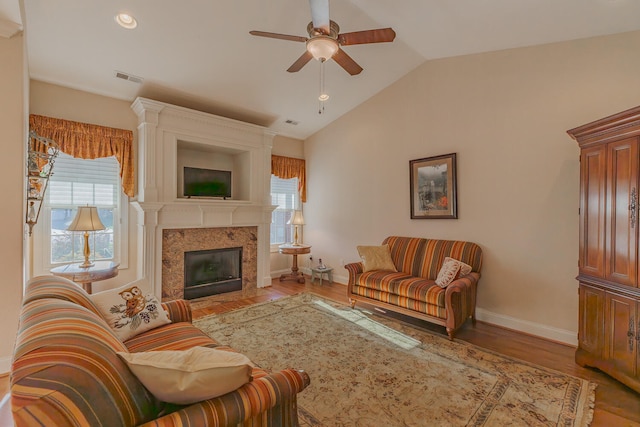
[318,61,327,114]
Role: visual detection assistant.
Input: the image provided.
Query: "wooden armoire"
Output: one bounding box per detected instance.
[568,105,640,394]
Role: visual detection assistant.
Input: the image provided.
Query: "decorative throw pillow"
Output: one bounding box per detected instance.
[117,347,253,405]
[90,283,171,341]
[357,245,398,272]
[435,257,474,288]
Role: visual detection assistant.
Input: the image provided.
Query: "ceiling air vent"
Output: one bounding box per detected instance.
[114,71,143,84]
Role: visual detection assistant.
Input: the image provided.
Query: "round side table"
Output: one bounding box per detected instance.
[51,260,120,294]
[278,244,311,283]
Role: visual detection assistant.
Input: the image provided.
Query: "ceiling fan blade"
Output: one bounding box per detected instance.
[287,51,314,73]
[338,28,396,46]
[332,48,363,76]
[249,30,307,43]
[309,0,330,34]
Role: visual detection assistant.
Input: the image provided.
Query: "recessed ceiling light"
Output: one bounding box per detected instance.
[318,93,330,102]
[115,12,137,29]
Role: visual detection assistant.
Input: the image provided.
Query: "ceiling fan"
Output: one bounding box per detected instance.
[249,0,396,76]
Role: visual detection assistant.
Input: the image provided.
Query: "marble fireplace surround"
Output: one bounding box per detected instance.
[130,98,276,301]
[162,226,257,301]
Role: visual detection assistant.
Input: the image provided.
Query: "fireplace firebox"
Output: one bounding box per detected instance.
[184,247,242,299]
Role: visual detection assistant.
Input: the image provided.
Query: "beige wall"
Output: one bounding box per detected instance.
[304,31,640,344]
[0,33,26,371]
[29,80,139,291]
[272,135,304,158]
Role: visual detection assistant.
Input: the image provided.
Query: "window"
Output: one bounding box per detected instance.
[270,175,300,246]
[45,152,125,266]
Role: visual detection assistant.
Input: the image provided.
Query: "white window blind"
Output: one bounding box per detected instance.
[47,152,119,264]
[270,176,300,245]
[49,153,119,206]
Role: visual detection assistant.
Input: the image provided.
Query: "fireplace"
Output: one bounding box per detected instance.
[131,98,276,301]
[161,227,258,301]
[183,247,242,299]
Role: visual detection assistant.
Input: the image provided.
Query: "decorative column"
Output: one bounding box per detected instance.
[131,202,162,297]
[131,98,164,203]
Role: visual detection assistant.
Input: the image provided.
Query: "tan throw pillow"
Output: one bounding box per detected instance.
[454,258,473,277]
[357,245,397,272]
[90,283,171,341]
[435,257,473,288]
[117,347,253,405]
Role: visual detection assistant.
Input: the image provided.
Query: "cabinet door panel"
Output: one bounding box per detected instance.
[605,138,638,285]
[578,284,604,357]
[580,146,606,277]
[605,292,637,376]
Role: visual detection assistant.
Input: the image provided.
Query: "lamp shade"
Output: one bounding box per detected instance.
[306,36,338,61]
[288,210,305,226]
[67,206,105,232]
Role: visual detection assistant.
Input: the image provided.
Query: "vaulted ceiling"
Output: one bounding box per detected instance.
[4,0,640,139]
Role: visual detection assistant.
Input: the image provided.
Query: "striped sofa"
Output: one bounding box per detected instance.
[345,236,483,339]
[10,276,310,426]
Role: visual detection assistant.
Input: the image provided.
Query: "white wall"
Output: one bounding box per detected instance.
[0,33,26,372]
[304,31,640,344]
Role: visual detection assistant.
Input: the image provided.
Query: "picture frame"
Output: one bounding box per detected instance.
[410,153,457,219]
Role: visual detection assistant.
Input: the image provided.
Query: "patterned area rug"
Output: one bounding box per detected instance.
[194,293,595,427]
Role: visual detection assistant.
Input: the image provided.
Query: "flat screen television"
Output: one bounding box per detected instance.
[183,167,232,199]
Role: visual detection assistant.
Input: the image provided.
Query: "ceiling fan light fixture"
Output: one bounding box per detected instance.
[306,36,339,61]
[115,12,138,29]
[318,93,330,101]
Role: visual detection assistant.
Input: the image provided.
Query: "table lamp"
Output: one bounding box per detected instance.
[67,206,105,268]
[288,210,305,246]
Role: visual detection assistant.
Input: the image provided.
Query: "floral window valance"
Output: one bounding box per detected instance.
[29,114,135,197]
[271,155,306,203]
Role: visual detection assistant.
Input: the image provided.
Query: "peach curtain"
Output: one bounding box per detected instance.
[29,114,135,197]
[271,155,306,203]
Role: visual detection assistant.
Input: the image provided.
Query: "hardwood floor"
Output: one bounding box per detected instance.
[2,278,638,426]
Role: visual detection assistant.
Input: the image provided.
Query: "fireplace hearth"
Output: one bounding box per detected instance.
[184,247,242,299]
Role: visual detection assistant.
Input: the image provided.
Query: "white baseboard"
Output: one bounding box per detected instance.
[0,356,11,375]
[475,308,577,346]
[259,275,272,288]
[0,392,12,427]
[271,268,290,278]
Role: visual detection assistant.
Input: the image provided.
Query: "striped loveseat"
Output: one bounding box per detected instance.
[10,276,310,426]
[345,236,483,339]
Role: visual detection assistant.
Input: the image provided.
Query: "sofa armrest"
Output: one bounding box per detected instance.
[344,262,363,283]
[345,262,364,296]
[444,272,481,331]
[445,272,480,297]
[139,368,311,427]
[161,299,192,324]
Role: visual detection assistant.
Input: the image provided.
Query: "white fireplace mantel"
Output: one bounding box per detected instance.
[130,97,276,299]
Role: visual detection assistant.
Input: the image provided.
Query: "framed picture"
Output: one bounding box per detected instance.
[410,153,457,219]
